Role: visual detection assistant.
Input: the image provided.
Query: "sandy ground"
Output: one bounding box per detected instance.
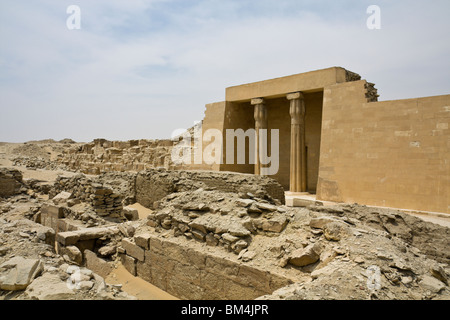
[128,202,154,220]
[105,263,178,300]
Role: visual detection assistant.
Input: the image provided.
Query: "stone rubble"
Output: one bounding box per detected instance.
[1,147,449,300]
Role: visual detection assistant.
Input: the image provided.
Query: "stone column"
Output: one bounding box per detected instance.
[287,92,306,192]
[251,98,267,175]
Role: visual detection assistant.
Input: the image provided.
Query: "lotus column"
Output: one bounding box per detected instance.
[251,98,267,175]
[287,92,306,192]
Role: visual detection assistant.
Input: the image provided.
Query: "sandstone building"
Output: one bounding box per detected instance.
[199,67,449,214]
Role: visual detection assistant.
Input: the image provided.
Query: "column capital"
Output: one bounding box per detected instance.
[251,97,264,105]
[286,92,304,100]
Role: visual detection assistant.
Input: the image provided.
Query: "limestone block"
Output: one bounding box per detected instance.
[123,206,139,221]
[323,221,350,241]
[59,245,82,265]
[122,238,145,262]
[0,257,44,291]
[419,275,446,293]
[41,204,65,219]
[56,231,80,246]
[134,233,151,250]
[52,191,73,204]
[309,217,342,229]
[120,253,137,276]
[25,272,75,300]
[98,245,117,257]
[255,202,277,212]
[82,250,112,278]
[289,243,322,267]
[261,215,288,233]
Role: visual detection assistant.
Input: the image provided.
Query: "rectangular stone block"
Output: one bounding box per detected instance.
[134,233,151,250]
[205,254,239,281]
[120,253,136,276]
[78,226,119,241]
[171,263,202,286]
[166,276,205,300]
[136,260,152,283]
[122,238,145,262]
[41,204,64,219]
[236,264,271,292]
[150,264,167,291]
[56,231,79,246]
[149,236,164,254]
[223,280,262,300]
[84,249,113,278]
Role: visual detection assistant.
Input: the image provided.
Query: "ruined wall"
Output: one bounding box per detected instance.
[317,80,450,214]
[0,168,23,197]
[57,139,175,174]
[50,173,136,221]
[135,169,286,209]
[119,233,293,300]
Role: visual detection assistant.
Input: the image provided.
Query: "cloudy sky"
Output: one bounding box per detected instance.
[1,0,449,142]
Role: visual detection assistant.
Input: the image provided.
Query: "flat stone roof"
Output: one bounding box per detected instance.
[225,67,352,102]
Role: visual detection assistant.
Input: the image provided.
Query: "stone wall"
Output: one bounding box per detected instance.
[0,168,23,197]
[119,233,293,300]
[135,169,286,209]
[57,138,176,174]
[317,80,450,214]
[50,173,136,221]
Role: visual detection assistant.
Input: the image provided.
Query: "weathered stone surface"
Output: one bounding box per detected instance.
[255,202,277,212]
[98,245,116,257]
[192,229,206,241]
[36,226,56,245]
[120,253,137,276]
[188,220,207,234]
[309,216,342,229]
[0,247,8,256]
[0,168,22,197]
[289,243,322,267]
[84,249,114,278]
[123,206,139,221]
[60,245,82,265]
[323,221,350,241]
[222,233,239,243]
[261,215,288,233]
[228,222,251,237]
[78,280,94,290]
[56,231,80,246]
[25,272,76,300]
[235,199,254,207]
[56,226,119,246]
[182,202,210,211]
[0,257,44,291]
[430,265,448,285]
[52,191,73,204]
[122,238,145,262]
[233,240,249,253]
[205,233,218,246]
[134,233,151,250]
[419,275,446,293]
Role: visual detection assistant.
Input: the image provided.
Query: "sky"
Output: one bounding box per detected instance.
[0,0,449,142]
